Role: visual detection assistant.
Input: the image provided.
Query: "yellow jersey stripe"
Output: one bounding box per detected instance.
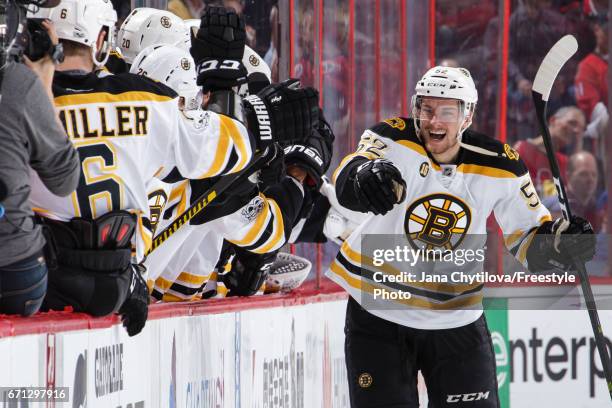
[340,241,480,294]
[253,198,285,254]
[220,115,249,173]
[396,140,521,178]
[198,120,231,179]
[154,276,174,292]
[54,91,174,107]
[176,271,209,287]
[228,194,271,247]
[329,260,482,310]
[517,228,538,264]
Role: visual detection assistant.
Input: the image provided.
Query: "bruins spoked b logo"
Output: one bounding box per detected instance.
[404,193,471,250]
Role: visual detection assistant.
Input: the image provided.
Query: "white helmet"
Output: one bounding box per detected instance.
[117,8,188,64]
[238,45,272,97]
[29,0,117,67]
[130,44,200,111]
[412,66,478,135]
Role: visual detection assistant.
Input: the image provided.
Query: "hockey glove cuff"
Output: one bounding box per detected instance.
[118,264,150,337]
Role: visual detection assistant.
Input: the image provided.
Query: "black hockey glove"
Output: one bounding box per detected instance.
[243,79,320,149]
[190,7,247,92]
[526,216,596,272]
[258,144,286,190]
[118,264,150,337]
[190,6,246,61]
[222,245,278,296]
[353,159,406,215]
[284,110,334,189]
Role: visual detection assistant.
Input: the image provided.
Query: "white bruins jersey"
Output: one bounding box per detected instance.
[30,70,253,262]
[328,117,551,330]
[145,178,301,301]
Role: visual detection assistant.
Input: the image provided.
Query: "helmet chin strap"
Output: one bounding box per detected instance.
[92,31,113,68]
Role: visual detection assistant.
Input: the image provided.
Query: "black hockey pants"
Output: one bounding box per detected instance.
[344,297,500,408]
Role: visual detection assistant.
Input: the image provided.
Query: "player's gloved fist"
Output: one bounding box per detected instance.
[527,216,596,272]
[353,159,406,215]
[190,6,246,63]
[552,216,596,264]
[222,245,277,296]
[118,265,150,337]
[284,110,334,189]
[243,79,319,148]
[195,58,247,92]
[258,143,286,190]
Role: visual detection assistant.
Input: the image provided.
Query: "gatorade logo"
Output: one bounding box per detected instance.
[404,193,471,250]
[245,95,272,140]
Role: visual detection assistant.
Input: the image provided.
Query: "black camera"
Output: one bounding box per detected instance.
[1,0,63,63]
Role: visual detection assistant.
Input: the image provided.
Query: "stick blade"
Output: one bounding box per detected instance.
[532,35,578,101]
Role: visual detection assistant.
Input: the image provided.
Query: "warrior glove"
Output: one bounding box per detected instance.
[243,79,319,149]
[353,159,406,215]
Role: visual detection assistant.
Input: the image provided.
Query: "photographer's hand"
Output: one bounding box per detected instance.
[23,20,58,101]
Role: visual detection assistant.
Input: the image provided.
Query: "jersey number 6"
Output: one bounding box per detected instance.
[72,142,123,219]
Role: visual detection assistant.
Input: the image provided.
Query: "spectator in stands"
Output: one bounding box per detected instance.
[0,20,80,316]
[575,14,608,147]
[168,0,217,19]
[543,151,603,232]
[514,106,585,198]
[507,0,572,142]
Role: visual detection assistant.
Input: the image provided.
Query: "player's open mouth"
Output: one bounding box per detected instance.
[428,130,446,141]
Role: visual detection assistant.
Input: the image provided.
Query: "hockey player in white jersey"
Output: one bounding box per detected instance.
[330,66,596,407]
[28,1,318,336]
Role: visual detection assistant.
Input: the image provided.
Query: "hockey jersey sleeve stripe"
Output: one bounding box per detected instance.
[516,227,539,265]
[332,152,377,183]
[228,194,271,247]
[219,115,250,173]
[197,125,232,179]
[504,214,552,249]
[329,260,483,310]
[53,91,174,107]
[251,198,285,254]
[340,242,480,294]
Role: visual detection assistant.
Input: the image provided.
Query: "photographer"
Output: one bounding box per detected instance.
[0,11,80,316]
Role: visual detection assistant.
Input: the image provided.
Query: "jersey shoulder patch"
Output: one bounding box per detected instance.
[369,117,419,143]
[460,130,528,177]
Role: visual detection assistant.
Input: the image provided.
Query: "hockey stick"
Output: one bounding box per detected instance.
[145,143,280,256]
[532,34,612,399]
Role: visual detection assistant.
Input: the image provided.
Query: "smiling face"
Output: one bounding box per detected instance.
[417,97,471,163]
